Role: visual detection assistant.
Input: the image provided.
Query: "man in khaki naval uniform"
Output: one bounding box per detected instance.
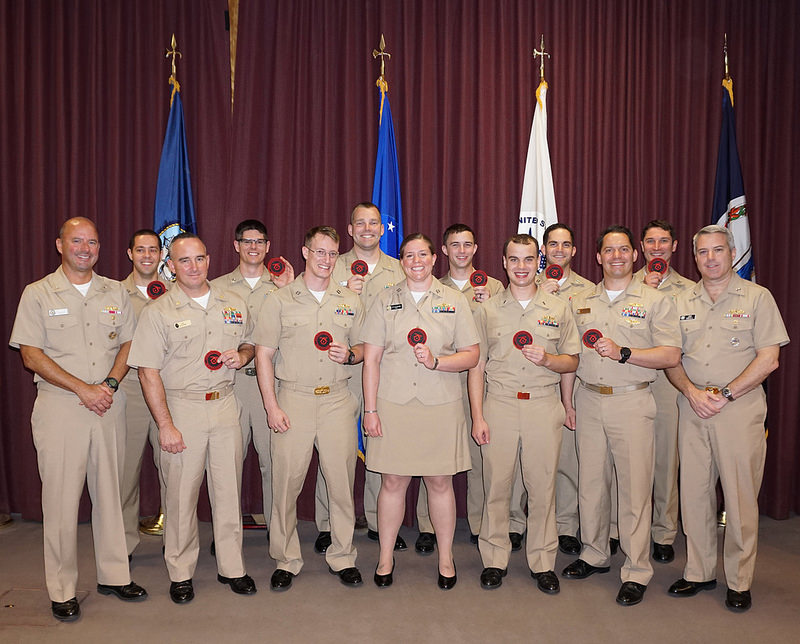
[562,225,681,607]
[129,233,257,603]
[119,229,167,556]
[537,223,594,556]
[313,202,407,554]
[634,220,694,564]
[10,217,147,622]
[255,226,365,591]
[423,223,526,554]
[470,234,580,593]
[211,220,294,537]
[666,225,788,612]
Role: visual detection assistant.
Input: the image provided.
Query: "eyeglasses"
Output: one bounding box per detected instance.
[305,247,340,260]
[237,238,268,247]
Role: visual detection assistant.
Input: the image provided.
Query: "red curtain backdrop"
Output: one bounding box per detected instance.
[2,0,798,523]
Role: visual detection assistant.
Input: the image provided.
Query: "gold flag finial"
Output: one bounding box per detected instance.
[533,34,550,82]
[723,33,730,80]
[166,34,182,79]
[372,34,391,80]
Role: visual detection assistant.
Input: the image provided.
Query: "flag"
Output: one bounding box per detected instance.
[154,76,197,281]
[518,78,557,271]
[711,76,753,281]
[372,78,403,259]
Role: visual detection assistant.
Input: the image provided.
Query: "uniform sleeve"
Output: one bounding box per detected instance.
[753,288,790,349]
[252,290,282,348]
[127,304,168,369]
[9,285,45,349]
[359,294,388,347]
[453,291,480,348]
[648,292,681,348]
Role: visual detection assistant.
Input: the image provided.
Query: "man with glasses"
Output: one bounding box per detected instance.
[255,226,365,591]
[211,220,293,541]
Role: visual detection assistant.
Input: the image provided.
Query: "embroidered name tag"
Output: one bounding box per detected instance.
[538,316,559,328]
[621,304,647,319]
[174,320,192,329]
[222,308,243,324]
[577,307,590,314]
[432,304,456,314]
[48,308,69,317]
[335,304,355,316]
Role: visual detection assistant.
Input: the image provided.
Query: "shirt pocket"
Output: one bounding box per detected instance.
[44,314,80,350]
[98,311,124,349]
[332,314,353,345]
[533,324,561,353]
[222,323,244,350]
[720,317,754,350]
[167,323,203,359]
[283,315,312,350]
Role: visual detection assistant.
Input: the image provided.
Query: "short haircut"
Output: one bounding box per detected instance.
[503,233,539,257]
[235,219,268,240]
[596,225,635,253]
[692,224,735,254]
[399,232,435,256]
[170,232,203,248]
[350,202,380,224]
[304,225,339,246]
[128,229,161,251]
[442,223,475,246]
[543,222,575,246]
[641,219,676,242]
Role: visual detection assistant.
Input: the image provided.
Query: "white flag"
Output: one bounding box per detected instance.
[518,79,557,256]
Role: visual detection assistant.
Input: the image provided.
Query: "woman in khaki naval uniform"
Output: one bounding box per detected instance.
[361,233,479,590]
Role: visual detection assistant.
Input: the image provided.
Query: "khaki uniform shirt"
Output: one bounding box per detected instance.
[676,274,789,387]
[332,249,404,315]
[535,269,594,303]
[127,283,252,392]
[211,267,278,323]
[440,271,504,313]
[475,287,580,397]
[359,277,480,405]
[10,267,134,393]
[572,279,680,387]
[253,275,363,386]
[633,267,695,302]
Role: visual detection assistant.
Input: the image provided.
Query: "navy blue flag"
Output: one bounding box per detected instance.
[154,77,197,280]
[372,84,403,259]
[711,77,753,281]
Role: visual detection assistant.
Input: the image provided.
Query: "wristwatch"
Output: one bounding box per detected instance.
[346,349,356,365]
[721,386,735,402]
[618,347,632,364]
[103,376,119,392]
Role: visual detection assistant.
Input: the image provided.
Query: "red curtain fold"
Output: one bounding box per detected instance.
[2,0,798,523]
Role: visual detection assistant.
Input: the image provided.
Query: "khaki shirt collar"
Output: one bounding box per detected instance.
[690,272,746,306]
[290,273,348,305]
[167,281,229,309]
[49,265,108,298]
[587,276,645,304]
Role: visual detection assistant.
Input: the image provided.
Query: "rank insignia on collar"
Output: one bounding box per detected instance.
[222,307,243,324]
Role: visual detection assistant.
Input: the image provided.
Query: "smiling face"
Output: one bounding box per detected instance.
[57,218,99,281]
[442,231,477,271]
[302,233,339,281]
[127,233,161,280]
[694,232,735,282]
[597,232,637,280]
[544,227,576,269]
[348,205,384,252]
[641,226,677,265]
[234,228,270,268]
[503,241,539,288]
[401,238,436,289]
[168,237,210,296]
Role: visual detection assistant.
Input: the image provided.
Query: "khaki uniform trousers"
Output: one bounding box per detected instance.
[32,389,131,602]
[161,394,245,582]
[678,388,766,591]
[235,369,272,525]
[575,385,655,585]
[478,389,564,572]
[272,383,358,574]
[651,369,680,544]
[120,375,163,554]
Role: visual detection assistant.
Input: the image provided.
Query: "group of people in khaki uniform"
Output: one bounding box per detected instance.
[10,211,787,621]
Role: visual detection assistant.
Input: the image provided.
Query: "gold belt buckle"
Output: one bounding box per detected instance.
[205,391,220,401]
[705,386,720,394]
[598,385,613,395]
[314,386,330,396]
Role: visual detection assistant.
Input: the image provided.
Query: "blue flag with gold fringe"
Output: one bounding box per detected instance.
[372,83,403,259]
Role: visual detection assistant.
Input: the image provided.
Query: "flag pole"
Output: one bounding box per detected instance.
[533,34,550,82]
[165,34,182,106]
[372,34,391,124]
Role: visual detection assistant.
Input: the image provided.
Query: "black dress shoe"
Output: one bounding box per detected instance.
[616,581,647,606]
[314,531,332,554]
[368,529,407,551]
[558,535,581,555]
[562,559,610,579]
[217,574,257,595]
[438,564,457,591]
[51,597,80,622]
[329,566,363,587]
[270,569,295,592]
[169,579,194,604]
[374,559,395,588]
[479,567,507,590]
[415,532,436,555]
[469,533,479,545]
[652,542,675,563]
[668,578,717,596]
[96,582,148,601]
[509,532,523,552]
[725,588,752,612]
[609,538,620,555]
[531,570,560,594]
